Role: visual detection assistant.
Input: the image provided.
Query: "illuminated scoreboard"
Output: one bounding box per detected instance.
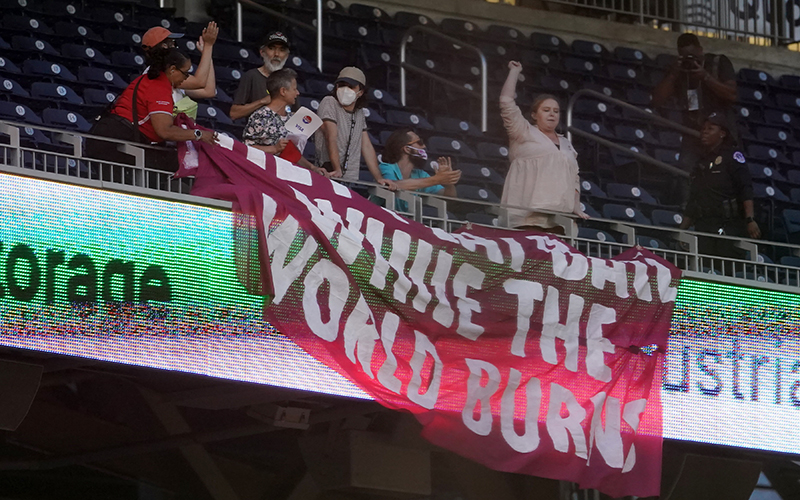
[0,173,798,455]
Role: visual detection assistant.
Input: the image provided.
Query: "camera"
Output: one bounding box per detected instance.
[680,55,700,71]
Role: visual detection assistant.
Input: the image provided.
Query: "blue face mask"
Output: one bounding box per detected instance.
[406,145,428,160]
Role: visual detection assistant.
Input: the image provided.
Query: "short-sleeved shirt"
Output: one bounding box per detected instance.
[313,95,367,181]
[232,68,269,109]
[675,53,736,129]
[243,107,292,146]
[112,73,173,143]
[685,145,753,223]
[379,162,443,212]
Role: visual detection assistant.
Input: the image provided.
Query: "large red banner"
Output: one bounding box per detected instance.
[178,124,680,498]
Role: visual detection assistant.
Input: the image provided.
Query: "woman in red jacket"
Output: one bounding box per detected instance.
[87,48,217,170]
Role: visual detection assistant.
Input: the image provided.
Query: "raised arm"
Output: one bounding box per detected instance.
[501,60,523,101]
[180,22,218,91]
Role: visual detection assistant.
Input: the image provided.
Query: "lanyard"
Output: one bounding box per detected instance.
[340,112,358,172]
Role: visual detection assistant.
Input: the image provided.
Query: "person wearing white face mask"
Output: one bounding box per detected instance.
[313,67,395,189]
[229,32,291,121]
[500,61,588,232]
[376,128,461,212]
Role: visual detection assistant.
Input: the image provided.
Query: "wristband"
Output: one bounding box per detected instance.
[193,129,202,141]
[745,216,755,223]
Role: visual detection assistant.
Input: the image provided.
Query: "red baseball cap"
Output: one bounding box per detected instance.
[141,26,183,49]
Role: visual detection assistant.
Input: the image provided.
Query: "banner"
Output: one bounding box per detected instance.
[177,123,681,497]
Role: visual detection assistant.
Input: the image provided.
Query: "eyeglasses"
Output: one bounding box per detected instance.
[177,68,191,79]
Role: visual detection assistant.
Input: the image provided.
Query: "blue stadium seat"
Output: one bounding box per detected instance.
[334,20,384,44]
[654,148,681,165]
[38,0,83,19]
[782,209,800,243]
[484,24,525,44]
[78,67,127,89]
[392,11,435,28]
[476,142,509,161]
[0,56,23,75]
[577,227,617,246]
[572,39,608,59]
[31,82,84,105]
[606,64,640,83]
[214,43,261,66]
[778,74,800,90]
[348,3,391,21]
[0,101,42,124]
[285,55,320,76]
[625,88,651,107]
[537,75,572,94]
[602,203,651,225]
[433,117,482,138]
[296,96,320,112]
[563,57,596,75]
[385,110,432,130]
[573,119,614,139]
[530,32,566,52]
[305,79,334,96]
[91,8,130,27]
[363,108,386,125]
[0,36,8,50]
[578,201,601,218]
[427,136,477,158]
[196,104,233,126]
[111,51,146,70]
[739,68,775,86]
[11,36,60,57]
[753,182,790,203]
[457,184,501,203]
[458,162,504,186]
[614,125,658,146]
[605,182,659,205]
[2,14,54,35]
[636,235,668,249]
[102,29,143,49]
[763,109,795,128]
[738,86,769,105]
[84,88,117,106]
[613,46,650,65]
[42,108,90,132]
[61,44,111,64]
[747,144,789,163]
[572,99,612,118]
[54,22,102,42]
[213,66,244,85]
[651,209,683,228]
[0,77,29,98]
[755,126,793,146]
[579,179,608,200]
[439,18,483,38]
[23,60,77,82]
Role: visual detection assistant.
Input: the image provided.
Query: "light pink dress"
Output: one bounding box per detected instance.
[499,96,580,228]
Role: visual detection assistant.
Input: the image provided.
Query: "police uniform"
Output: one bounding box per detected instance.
[684,144,753,257]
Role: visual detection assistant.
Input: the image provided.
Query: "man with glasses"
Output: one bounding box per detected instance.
[377,128,461,212]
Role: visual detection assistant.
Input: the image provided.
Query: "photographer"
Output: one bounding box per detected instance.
[652,33,737,205]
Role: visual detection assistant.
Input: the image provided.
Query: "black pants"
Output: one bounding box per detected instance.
[695,218,747,260]
[85,114,178,173]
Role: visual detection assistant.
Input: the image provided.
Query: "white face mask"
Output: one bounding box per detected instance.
[337,87,358,107]
[406,145,428,160]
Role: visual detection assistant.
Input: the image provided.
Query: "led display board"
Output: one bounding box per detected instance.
[0,173,798,454]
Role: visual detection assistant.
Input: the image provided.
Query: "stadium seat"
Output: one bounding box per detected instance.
[606,65,640,83]
[363,108,386,125]
[53,21,102,42]
[457,184,500,203]
[111,51,147,70]
[635,235,668,249]
[651,209,683,228]
[385,110,433,130]
[78,67,128,89]
[433,117,482,138]
[573,119,614,139]
[84,88,117,106]
[0,77,29,98]
[578,201,601,218]
[476,142,509,161]
[753,183,790,202]
[605,183,659,205]
[427,136,477,158]
[654,148,681,165]
[11,35,60,57]
[61,44,111,64]
[214,43,261,66]
[782,209,800,243]
[579,179,609,200]
[23,60,77,82]
[2,14,54,35]
[348,3,391,22]
[738,86,769,105]
[613,46,650,65]
[196,104,233,126]
[0,101,42,124]
[739,68,775,86]
[296,96,320,112]
[484,24,525,44]
[42,108,90,132]
[392,11,435,28]
[747,144,789,164]
[458,162,504,187]
[285,55,320,76]
[614,125,659,146]
[530,32,566,52]
[763,109,795,128]
[31,82,84,105]
[602,203,651,225]
[572,39,608,59]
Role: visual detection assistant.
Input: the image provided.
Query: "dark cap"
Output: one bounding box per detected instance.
[704,111,730,132]
[262,31,290,49]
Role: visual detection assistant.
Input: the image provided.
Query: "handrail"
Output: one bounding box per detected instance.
[566,88,700,179]
[236,0,323,73]
[400,25,488,132]
[567,89,700,142]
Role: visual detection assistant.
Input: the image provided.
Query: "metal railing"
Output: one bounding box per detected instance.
[566,88,697,179]
[533,0,797,45]
[3,119,800,293]
[235,0,323,72]
[400,26,489,132]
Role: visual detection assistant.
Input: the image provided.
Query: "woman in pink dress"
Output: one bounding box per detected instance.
[500,61,588,230]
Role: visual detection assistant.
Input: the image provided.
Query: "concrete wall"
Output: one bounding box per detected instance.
[338,0,800,77]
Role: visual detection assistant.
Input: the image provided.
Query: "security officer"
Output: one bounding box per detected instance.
[679,112,760,258]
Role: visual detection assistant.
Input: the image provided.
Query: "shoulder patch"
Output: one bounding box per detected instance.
[733,151,746,163]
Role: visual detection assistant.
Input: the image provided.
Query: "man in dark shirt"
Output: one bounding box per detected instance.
[229,31,291,121]
[653,33,738,207]
[680,112,760,258]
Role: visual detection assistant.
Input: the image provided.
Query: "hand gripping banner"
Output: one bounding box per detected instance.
[177,121,681,497]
